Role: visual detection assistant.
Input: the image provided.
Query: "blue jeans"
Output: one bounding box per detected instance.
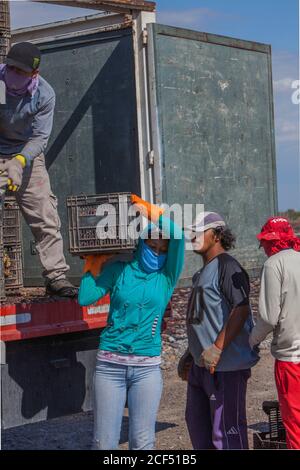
[93,360,163,450]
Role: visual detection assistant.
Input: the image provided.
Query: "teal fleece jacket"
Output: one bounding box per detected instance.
[78,214,185,357]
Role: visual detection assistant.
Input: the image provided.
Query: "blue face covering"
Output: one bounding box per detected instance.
[139,240,167,274]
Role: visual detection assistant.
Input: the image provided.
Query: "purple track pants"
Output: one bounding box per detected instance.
[185,362,251,450]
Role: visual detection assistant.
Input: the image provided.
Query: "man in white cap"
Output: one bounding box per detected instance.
[178,212,259,449]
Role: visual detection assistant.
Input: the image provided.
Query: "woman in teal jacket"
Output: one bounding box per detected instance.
[78,195,185,450]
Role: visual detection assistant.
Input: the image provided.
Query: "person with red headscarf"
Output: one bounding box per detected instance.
[249,217,300,450]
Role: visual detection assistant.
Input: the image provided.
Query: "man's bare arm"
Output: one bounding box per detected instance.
[214,304,250,351]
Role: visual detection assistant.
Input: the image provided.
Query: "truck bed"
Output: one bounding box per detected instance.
[1,287,110,342]
[2,287,53,305]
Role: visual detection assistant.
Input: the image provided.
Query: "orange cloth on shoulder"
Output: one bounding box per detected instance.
[131,194,164,222]
[83,254,113,277]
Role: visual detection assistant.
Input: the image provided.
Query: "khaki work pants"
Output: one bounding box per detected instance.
[0,153,69,283]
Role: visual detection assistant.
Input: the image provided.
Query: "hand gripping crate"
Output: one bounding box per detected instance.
[3,196,22,246]
[253,401,287,449]
[67,193,137,255]
[3,245,24,291]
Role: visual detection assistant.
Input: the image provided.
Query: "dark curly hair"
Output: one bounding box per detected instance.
[213,226,236,251]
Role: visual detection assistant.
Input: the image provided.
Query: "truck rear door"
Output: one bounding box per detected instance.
[147,24,277,283]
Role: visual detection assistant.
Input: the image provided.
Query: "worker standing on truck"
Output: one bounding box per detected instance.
[78,195,185,450]
[178,212,259,450]
[0,42,77,297]
[249,217,300,450]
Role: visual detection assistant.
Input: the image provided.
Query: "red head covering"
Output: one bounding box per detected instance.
[257,217,300,257]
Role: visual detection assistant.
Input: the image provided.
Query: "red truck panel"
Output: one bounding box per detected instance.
[0,295,110,342]
[0,297,173,342]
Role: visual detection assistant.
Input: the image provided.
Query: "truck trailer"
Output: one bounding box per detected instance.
[1,3,277,429]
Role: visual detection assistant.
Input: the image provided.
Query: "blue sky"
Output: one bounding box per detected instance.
[9,0,300,210]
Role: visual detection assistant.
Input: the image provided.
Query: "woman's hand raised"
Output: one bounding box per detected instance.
[82,254,114,278]
[131,194,164,222]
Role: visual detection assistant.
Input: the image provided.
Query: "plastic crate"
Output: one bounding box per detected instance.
[0,279,5,302]
[3,245,23,291]
[3,197,21,246]
[253,401,287,449]
[0,199,3,248]
[263,400,286,441]
[67,193,137,255]
[0,248,6,303]
[0,2,10,30]
[0,30,10,38]
[253,431,287,450]
[0,191,5,302]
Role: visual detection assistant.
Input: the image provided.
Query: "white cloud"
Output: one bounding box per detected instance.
[272,51,299,144]
[273,78,295,92]
[276,120,299,144]
[272,51,299,80]
[157,7,236,30]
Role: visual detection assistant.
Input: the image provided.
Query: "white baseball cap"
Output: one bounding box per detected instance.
[186,211,226,233]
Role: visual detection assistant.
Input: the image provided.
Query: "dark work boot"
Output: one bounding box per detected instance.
[46,278,78,298]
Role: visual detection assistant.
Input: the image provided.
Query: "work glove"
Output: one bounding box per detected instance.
[201,344,222,374]
[82,254,114,278]
[131,194,164,222]
[0,155,26,192]
[178,349,193,382]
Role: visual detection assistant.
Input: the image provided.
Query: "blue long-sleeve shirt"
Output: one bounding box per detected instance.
[78,214,185,357]
[0,74,55,163]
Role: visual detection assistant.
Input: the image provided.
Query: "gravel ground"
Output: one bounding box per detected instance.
[2,278,279,450]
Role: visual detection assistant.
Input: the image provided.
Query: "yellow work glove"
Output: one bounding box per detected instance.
[131,194,164,222]
[83,254,114,278]
[0,154,26,192]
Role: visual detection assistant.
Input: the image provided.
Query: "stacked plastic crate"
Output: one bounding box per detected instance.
[0,1,10,302]
[2,197,23,294]
[0,1,10,64]
[253,401,287,449]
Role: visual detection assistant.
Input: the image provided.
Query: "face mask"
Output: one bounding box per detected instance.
[4,66,38,97]
[139,240,167,274]
[262,239,300,258]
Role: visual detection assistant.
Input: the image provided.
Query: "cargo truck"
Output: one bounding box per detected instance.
[1,3,277,429]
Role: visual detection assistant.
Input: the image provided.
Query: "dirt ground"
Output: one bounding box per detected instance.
[2,348,277,450]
